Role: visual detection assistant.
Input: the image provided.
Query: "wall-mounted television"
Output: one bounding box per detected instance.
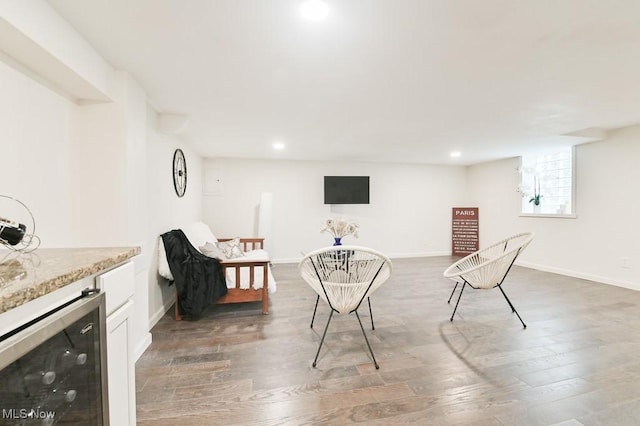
[324,176,370,204]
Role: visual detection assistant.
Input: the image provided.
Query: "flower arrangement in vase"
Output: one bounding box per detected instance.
[320,218,359,245]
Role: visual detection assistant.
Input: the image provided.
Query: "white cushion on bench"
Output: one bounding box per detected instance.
[222,249,273,290]
[158,223,276,293]
[223,249,270,263]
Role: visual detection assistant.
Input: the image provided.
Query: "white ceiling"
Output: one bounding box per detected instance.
[48,0,640,165]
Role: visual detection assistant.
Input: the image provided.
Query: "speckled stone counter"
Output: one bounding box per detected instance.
[0,247,140,314]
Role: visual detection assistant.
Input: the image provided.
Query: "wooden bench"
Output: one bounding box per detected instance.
[174,237,270,320]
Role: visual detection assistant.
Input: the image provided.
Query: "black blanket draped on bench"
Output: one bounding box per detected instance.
[161,229,227,318]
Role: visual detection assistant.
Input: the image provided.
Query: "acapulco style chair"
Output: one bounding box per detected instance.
[444,232,534,328]
[299,246,393,369]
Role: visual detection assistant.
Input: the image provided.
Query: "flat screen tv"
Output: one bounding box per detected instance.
[324,176,370,204]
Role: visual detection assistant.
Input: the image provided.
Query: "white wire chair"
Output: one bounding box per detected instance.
[299,246,393,369]
[444,232,535,328]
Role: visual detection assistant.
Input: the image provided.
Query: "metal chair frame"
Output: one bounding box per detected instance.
[299,246,392,369]
[444,232,534,329]
[310,295,375,330]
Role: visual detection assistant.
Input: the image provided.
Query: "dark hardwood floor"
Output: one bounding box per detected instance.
[135,257,640,425]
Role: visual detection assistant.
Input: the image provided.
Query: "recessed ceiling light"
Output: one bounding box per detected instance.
[273,142,285,150]
[300,0,329,21]
[450,151,461,158]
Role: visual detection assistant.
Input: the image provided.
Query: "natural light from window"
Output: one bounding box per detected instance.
[518,147,575,216]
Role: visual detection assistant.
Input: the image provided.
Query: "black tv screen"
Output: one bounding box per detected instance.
[324,176,370,204]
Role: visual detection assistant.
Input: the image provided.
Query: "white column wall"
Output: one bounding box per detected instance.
[146,109,203,326]
[69,81,128,246]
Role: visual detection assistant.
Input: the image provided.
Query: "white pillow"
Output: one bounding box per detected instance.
[216,238,245,259]
[200,242,226,259]
[182,222,218,249]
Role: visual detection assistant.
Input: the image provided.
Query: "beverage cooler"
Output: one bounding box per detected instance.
[0,290,109,425]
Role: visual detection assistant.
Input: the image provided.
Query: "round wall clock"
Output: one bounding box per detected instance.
[172,148,187,197]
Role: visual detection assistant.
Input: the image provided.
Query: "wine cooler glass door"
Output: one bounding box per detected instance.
[0,292,108,425]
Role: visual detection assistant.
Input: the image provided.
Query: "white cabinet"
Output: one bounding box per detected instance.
[97,261,136,426]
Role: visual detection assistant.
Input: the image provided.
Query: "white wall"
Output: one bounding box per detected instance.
[468,128,640,290]
[203,158,469,261]
[0,58,75,246]
[146,110,203,326]
[0,2,206,358]
[466,156,523,245]
[69,75,129,246]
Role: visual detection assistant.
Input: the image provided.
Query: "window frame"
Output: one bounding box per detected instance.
[518,146,577,219]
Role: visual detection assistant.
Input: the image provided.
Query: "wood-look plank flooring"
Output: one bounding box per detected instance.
[135,257,640,425]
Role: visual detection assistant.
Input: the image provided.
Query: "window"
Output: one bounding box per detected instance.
[518,147,575,216]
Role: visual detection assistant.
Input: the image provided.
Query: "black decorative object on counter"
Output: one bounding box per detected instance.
[0,195,40,253]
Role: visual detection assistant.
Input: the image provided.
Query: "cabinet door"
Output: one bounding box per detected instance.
[106,299,136,426]
[97,261,135,316]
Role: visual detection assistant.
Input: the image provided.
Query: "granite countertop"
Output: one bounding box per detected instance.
[0,247,140,315]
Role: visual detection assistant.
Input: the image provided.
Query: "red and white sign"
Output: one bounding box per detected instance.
[452,207,479,256]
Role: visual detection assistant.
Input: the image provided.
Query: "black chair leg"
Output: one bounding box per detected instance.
[498,284,516,313]
[312,310,334,367]
[310,295,320,328]
[368,297,375,330]
[447,282,459,304]
[497,285,527,328]
[355,311,379,369]
[450,282,466,321]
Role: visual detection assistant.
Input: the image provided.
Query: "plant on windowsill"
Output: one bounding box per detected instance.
[528,176,542,206]
[529,193,542,206]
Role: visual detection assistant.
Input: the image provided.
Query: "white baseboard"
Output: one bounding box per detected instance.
[148,294,176,329]
[387,251,451,259]
[517,260,640,291]
[133,332,152,362]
